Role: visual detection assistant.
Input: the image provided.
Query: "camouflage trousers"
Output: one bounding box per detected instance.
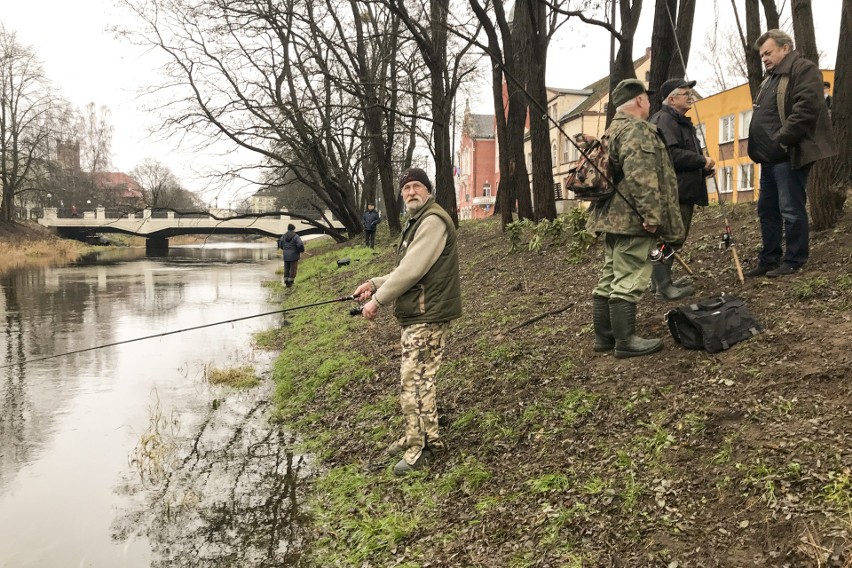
[592,233,656,304]
[395,322,450,465]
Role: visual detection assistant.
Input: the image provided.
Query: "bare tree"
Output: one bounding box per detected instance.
[467,0,534,225]
[77,102,113,174]
[384,0,480,227]
[0,26,58,222]
[793,0,846,229]
[731,0,775,99]
[648,0,697,114]
[130,158,197,209]
[607,0,644,126]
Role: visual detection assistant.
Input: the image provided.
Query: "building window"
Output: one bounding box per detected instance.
[526,152,532,171]
[739,109,753,139]
[740,164,754,190]
[718,166,734,193]
[550,104,558,122]
[719,115,735,143]
[554,182,563,200]
[483,182,491,197]
[562,134,571,163]
[696,123,707,149]
[551,143,557,165]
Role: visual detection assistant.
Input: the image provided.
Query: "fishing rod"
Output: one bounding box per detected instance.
[0,295,358,370]
[663,1,746,284]
[479,33,693,275]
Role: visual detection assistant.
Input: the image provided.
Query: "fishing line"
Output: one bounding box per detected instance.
[0,295,355,369]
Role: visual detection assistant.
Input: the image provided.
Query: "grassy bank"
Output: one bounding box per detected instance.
[262,203,852,567]
[0,221,91,275]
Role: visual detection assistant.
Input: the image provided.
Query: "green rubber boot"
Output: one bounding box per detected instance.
[592,295,615,352]
[651,260,693,301]
[609,299,663,359]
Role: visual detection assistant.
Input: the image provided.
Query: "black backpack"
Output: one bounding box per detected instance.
[666,295,763,353]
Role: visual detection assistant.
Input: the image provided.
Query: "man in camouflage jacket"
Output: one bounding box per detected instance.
[353,167,462,476]
[587,79,684,359]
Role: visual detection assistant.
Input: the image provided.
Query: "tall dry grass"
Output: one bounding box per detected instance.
[0,239,87,275]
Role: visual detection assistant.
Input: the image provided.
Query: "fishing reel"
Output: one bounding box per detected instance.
[349,305,364,316]
[649,242,676,263]
[720,231,734,250]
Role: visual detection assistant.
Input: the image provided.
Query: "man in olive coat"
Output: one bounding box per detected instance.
[746,29,837,278]
[352,167,462,476]
[588,79,684,359]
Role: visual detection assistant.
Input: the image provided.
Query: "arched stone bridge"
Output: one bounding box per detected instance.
[38,207,346,252]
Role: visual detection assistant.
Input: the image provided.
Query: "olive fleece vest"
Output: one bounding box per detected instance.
[394,201,462,325]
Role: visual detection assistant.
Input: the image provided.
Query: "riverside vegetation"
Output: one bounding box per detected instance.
[259,198,852,567]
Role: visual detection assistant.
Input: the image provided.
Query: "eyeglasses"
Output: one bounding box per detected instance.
[671,92,694,100]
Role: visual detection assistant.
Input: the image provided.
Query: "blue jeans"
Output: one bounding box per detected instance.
[756,161,810,268]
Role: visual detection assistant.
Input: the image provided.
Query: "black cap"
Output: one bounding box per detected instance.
[660,78,697,101]
[398,167,433,193]
[611,79,654,108]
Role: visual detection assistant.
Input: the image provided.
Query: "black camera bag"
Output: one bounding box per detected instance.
[665,295,763,353]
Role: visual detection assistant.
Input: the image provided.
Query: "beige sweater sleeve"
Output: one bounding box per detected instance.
[371,215,447,306]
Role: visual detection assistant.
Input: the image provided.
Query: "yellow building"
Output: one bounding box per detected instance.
[689,69,835,203]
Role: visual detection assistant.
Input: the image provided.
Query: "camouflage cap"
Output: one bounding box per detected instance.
[611,79,653,108]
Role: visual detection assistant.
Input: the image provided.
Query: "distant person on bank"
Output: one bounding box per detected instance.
[278,224,305,288]
[649,77,716,300]
[352,167,462,476]
[362,203,381,248]
[587,79,684,359]
[745,29,837,278]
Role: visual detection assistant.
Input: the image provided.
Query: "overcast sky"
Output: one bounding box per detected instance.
[1,0,842,202]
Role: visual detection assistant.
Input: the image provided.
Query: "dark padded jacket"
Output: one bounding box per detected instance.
[650,105,709,206]
[748,51,837,169]
[278,231,305,262]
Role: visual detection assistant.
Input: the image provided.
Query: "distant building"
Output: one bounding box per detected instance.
[92,172,144,204]
[689,69,835,204]
[456,103,497,220]
[250,187,279,214]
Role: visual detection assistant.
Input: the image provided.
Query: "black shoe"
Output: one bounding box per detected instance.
[744,264,779,277]
[766,263,801,278]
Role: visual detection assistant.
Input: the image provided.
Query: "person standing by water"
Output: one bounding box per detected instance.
[278,224,305,288]
[362,203,381,248]
[352,167,462,476]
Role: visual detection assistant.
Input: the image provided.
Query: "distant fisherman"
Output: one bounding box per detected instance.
[278,224,305,287]
[587,79,684,359]
[352,167,462,476]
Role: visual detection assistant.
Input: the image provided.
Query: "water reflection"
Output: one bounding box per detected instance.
[0,244,309,567]
[114,393,310,567]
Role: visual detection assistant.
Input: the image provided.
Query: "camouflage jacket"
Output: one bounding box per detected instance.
[587,112,685,244]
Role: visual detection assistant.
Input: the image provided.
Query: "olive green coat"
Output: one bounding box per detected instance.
[587,112,685,245]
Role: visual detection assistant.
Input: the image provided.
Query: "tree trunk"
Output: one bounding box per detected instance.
[809,0,849,230]
[731,0,765,101]
[791,0,819,64]
[761,0,781,29]
[668,0,696,79]
[524,0,556,221]
[607,0,644,127]
[648,0,678,114]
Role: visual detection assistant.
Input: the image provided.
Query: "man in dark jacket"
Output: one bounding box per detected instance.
[277,224,305,287]
[650,78,716,300]
[746,29,837,278]
[362,203,381,248]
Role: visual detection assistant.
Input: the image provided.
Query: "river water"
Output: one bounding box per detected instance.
[0,243,309,567]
